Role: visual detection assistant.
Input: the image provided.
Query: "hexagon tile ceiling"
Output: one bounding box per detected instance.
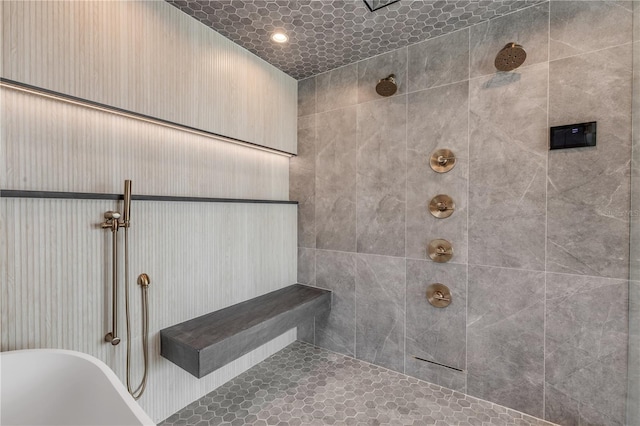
[166,0,544,80]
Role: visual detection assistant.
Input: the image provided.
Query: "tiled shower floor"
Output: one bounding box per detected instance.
[160,341,555,426]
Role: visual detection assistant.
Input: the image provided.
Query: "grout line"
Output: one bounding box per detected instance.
[543,2,551,418]
[354,64,359,360]
[465,24,471,394]
[547,40,635,65]
[404,67,409,375]
[313,248,628,282]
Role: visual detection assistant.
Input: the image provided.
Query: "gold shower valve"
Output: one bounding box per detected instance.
[429,194,455,218]
[426,283,452,308]
[428,239,453,262]
[430,149,456,173]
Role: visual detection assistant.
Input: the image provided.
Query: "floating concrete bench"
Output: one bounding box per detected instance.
[160,284,331,378]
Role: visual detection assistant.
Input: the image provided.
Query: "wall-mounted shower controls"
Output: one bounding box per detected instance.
[426,283,452,308]
[430,149,456,173]
[550,121,597,150]
[429,194,455,218]
[428,239,454,263]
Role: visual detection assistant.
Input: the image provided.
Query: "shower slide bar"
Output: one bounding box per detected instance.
[101,180,151,400]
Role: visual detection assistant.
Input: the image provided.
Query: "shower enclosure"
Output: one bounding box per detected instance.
[629,4,640,425]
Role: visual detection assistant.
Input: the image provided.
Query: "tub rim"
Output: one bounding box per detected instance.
[1,348,154,425]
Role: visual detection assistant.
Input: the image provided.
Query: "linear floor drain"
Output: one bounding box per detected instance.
[412,356,465,372]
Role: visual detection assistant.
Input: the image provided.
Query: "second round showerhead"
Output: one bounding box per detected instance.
[495,43,527,72]
[376,74,397,97]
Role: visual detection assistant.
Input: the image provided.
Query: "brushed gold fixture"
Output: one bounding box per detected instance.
[428,239,454,263]
[430,149,456,173]
[495,43,527,72]
[102,180,151,399]
[102,211,122,346]
[376,74,397,97]
[138,273,151,287]
[0,78,293,158]
[426,283,452,308]
[429,194,455,218]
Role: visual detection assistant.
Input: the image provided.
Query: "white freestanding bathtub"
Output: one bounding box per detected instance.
[1,349,154,426]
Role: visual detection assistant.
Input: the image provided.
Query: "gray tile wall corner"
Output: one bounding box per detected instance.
[291,115,316,249]
[315,250,356,357]
[298,77,316,117]
[289,2,635,424]
[297,247,315,286]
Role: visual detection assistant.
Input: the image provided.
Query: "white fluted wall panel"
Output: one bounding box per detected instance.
[0,88,289,198]
[1,0,297,154]
[0,198,298,422]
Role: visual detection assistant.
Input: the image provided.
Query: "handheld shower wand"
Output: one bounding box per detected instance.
[123,180,132,228]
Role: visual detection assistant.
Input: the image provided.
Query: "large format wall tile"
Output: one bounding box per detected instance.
[467,266,544,418]
[545,273,628,425]
[408,28,469,93]
[405,259,467,391]
[470,3,549,77]
[406,81,469,263]
[315,250,357,357]
[357,47,408,104]
[355,254,405,373]
[316,63,358,113]
[298,77,316,117]
[547,44,632,279]
[468,63,548,271]
[629,280,640,424]
[297,247,315,286]
[550,1,633,61]
[316,106,357,252]
[356,96,407,257]
[290,115,316,248]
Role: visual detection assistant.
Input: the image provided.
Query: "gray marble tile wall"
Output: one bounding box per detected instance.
[291,2,633,425]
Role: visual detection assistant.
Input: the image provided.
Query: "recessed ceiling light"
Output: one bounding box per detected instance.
[271,32,288,43]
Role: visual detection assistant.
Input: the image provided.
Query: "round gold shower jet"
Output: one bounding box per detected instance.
[495,42,527,72]
[376,74,397,97]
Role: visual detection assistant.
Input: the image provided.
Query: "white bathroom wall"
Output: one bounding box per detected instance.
[0,0,298,422]
[1,0,297,154]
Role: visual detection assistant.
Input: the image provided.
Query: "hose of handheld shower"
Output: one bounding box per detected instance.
[124,225,150,400]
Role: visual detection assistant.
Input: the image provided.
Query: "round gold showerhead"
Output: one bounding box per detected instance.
[376,74,397,97]
[495,43,527,72]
